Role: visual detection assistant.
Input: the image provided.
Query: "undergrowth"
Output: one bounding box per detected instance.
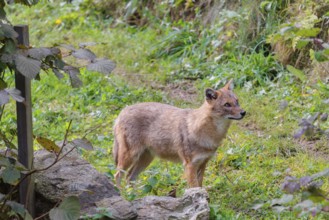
[3,0,329,219]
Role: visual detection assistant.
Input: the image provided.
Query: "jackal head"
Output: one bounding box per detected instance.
[205,79,246,120]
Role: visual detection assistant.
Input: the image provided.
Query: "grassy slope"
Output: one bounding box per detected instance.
[6,2,329,219]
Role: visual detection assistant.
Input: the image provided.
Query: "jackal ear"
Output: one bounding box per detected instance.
[205,88,218,100]
[223,79,234,90]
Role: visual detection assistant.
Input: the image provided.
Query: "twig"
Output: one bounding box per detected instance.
[82,123,108,139]
[220,167,234,185]
[35,144,77,173]
[34,200,60,220]
[224,172,234,185]
[34,211,49,220]
[0,120,73,212]
[0,104,5,121]
[0,130,16,149]
[57,120,72,157]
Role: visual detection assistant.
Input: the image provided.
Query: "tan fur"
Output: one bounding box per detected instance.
[113,80,246,188]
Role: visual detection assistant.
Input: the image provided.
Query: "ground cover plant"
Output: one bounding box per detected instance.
[1,0,328,219]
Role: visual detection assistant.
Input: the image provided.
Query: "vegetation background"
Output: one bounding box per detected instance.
[1,0,329,219]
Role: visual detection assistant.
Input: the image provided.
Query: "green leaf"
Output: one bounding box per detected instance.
[260,1,272,12]
[54,57,66,69]
[295,28,321,37]
[0,29,5,40]
[0,8,6,20]
[286,65,307,82]
[11,0,39,6]
[7,201,32,219]
[95,207,112,218]
[0,78,7,89]
[323,49,329,55]
[0,60,7,72]
[308,188,326,203]
[24,212,33,220]
[44,54,66,70]
[314,51,328,62]
[71,138,93,151]
[14,54,41,79]
[1,166,20,184]
[87,58,116,75]
[296,39,310,49]
[142,184,152,193]
[49,196,81,220]
[148,176,158,187]
[0,155,10,166]
[3,39,17,54]
[0,155,26,171]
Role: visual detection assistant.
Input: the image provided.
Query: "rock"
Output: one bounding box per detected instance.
[33,149,125,217]
[132,187,210,220]
[33,149,210,219]
[96,196,137,220]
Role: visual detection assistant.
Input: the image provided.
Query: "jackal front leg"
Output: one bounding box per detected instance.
[197,159,209,187]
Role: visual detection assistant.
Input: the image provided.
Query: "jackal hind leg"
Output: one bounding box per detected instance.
[126,150,154,182]
[114,145,134,188]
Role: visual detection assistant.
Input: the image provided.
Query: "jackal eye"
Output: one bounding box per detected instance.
[224,103,231,107]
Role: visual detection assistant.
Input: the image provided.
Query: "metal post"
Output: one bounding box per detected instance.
[14,25,35,217]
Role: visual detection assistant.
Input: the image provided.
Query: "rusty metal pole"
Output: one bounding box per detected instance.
[14,25,35,217]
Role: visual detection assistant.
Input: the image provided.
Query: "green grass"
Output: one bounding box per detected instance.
[3,1,329,219]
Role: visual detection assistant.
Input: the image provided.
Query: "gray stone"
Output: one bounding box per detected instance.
[34,149,123,216]
[34,149,210,219]
[132,187,210,220]
[96,196,137,220]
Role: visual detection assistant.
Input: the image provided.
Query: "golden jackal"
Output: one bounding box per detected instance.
[113,80,246,188]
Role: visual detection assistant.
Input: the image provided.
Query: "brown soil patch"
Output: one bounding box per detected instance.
[113,68,155,86]
[151,80,199,104]
[114,68,199,104]
[295,138,329,160]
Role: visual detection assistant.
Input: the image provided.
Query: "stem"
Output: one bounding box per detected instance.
[34,211,49,220]
[57,120,72,157]
[0,120,73,212]
[0,104,5,121]
[224,172,234,185]
[34,201,60,220]
[0,130,16,149]
[0,144,78,211]
[82,123,106,139]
